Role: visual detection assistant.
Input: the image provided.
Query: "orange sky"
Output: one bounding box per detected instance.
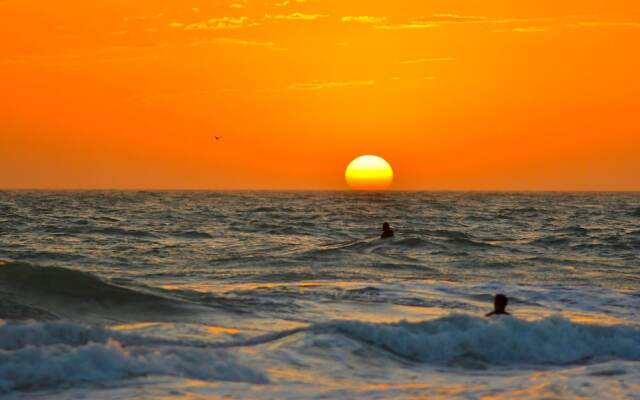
[1,0,639,190]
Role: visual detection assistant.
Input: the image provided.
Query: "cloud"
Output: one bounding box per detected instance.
[268,13,328,20]
[429,14,490,22]
[289,80,375,90]
[341,16,387,24]
[397,57,456,64]
[414,14,549,26]
[374,22,438,30]
[335,13,548,31]
[170,17,256,30]
[273,0,307,6]
[428,14,544,25]
[371,14,550,30]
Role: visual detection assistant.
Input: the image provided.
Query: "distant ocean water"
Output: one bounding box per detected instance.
[1,191,639,399]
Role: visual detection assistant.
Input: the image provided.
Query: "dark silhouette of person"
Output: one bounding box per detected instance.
[486,294,510,317]
[381,222,394,239]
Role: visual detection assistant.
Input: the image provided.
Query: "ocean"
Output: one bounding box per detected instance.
[0,191,639,399]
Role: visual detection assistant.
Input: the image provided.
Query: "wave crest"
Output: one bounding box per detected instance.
[0,262,192,322]
[0,321,267,392]
[321,315,640,366]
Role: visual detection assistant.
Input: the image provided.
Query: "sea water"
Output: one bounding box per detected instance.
[0,191,639,399]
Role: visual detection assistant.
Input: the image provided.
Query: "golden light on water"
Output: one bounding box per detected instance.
[345,155,394,190]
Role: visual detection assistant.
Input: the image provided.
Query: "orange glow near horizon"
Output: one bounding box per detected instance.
[1,0,639,190]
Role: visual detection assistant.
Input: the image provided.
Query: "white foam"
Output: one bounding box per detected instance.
[0,321,267,393]
[325,315,640,365]
[0,320,113,350]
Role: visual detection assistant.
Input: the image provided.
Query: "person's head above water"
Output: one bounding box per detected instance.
[381,222,394,239]
[486,294,510,317]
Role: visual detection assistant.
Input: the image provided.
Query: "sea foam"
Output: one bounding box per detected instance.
[0,321,268,393]
[321,315,640,366]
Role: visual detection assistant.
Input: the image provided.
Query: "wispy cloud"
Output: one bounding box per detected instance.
[429,14,490,22]
[374,22,438,30]
[268,13,328,21]
[372,14,551,31]
[337,13,548,31]
[289,80,375,90]
[426,14,545,25]
[341,16,387,24]
[169,17,256,30]
[397,57,456,64]
[273,0,308,7]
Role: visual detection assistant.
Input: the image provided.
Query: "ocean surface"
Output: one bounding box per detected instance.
[1,191,639,399]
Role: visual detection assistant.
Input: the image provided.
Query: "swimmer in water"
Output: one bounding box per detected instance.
[381,222,394,239]
[486,294,510,317]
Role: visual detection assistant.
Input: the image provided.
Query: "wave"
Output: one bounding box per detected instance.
[309,237,442,257]
[61,315,637,369]
[12,315,635,371]
[558,225,590,235]
[0,297,57,321]
[43,225,157,238]
[0,261,168,305]
[2,314,640,392]
[430,230,494,248]
[170,230,213,239]
[0,261,310,321]
[529,236,570,247]
[322,287,472,309]
[89,226,157,238]
[317,315,640,366]
[0,321,267,393]
[497,207,540,219]
[0,262,194,322]
[393,237,441,249]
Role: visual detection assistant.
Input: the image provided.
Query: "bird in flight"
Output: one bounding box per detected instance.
[215,136,223,140]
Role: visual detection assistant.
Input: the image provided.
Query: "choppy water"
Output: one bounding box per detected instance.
[1,191,639,399]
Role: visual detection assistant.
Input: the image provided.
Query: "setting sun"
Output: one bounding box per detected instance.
[345,155,394,190]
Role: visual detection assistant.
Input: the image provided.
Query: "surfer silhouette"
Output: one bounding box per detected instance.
[381,222,394,239]
[486,294,510,317]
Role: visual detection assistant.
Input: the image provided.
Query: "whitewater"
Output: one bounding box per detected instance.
[0,191,639,399]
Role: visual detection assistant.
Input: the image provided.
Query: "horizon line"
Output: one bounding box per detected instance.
[1,188,639,193]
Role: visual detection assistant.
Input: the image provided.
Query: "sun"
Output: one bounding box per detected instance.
[345,155,394,190]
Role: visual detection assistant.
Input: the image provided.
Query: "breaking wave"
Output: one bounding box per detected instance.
[2,313,640,393]
[0,321,267,393]
[320,315,640,366]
